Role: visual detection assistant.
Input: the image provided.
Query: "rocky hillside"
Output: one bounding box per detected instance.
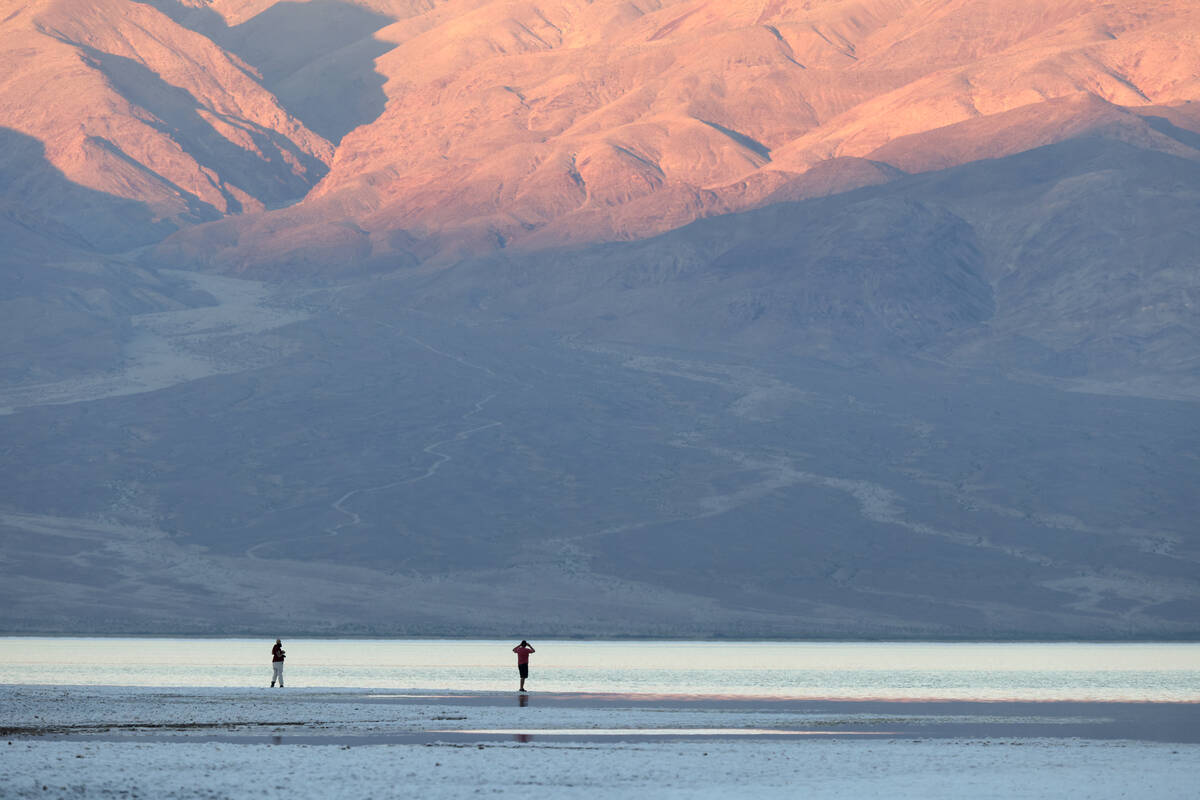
[0,0,332,381]
[2,0,1198,637]
[142,0,1200,271]
[4,0,1198,272]
[0,0,331,252]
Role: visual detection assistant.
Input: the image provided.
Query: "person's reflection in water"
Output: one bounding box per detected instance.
[515,689,531,740]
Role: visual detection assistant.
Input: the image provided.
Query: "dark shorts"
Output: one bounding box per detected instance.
[518,663,529,679]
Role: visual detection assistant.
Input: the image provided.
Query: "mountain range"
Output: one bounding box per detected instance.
[1,0,1197,637]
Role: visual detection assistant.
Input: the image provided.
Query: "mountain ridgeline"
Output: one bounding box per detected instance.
[1,0,1197,637]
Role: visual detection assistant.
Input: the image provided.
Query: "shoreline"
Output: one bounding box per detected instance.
[5,686,1200,744]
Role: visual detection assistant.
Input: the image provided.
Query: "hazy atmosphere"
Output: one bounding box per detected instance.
[2,0,1199,639]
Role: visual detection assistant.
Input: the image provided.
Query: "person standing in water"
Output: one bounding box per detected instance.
[513,640,535,692]
[271,639,286,687]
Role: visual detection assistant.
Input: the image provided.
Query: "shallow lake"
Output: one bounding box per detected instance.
[1,638,1198,702]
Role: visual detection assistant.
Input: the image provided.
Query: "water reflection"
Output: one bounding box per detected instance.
[518,693,529,707]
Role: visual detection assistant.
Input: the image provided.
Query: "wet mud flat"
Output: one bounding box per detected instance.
[3,686,1198,744]
[4,687,1199,799]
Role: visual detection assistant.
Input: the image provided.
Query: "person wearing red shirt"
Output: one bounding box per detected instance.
[512,640,535,692]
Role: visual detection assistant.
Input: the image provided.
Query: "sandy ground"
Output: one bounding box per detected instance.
[2,686,1198,798]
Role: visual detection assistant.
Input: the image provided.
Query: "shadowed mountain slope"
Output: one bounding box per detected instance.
[0,0,335,385]
[403,134,1200,397]
[139,0,404,141]
[2,262,1196,636]
[0,128,217,385]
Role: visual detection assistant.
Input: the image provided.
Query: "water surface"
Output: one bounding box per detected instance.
[1,638,1197,702]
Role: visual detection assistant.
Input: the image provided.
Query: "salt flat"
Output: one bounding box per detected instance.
[6,737,1198,800]
[3,686,1198,799]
